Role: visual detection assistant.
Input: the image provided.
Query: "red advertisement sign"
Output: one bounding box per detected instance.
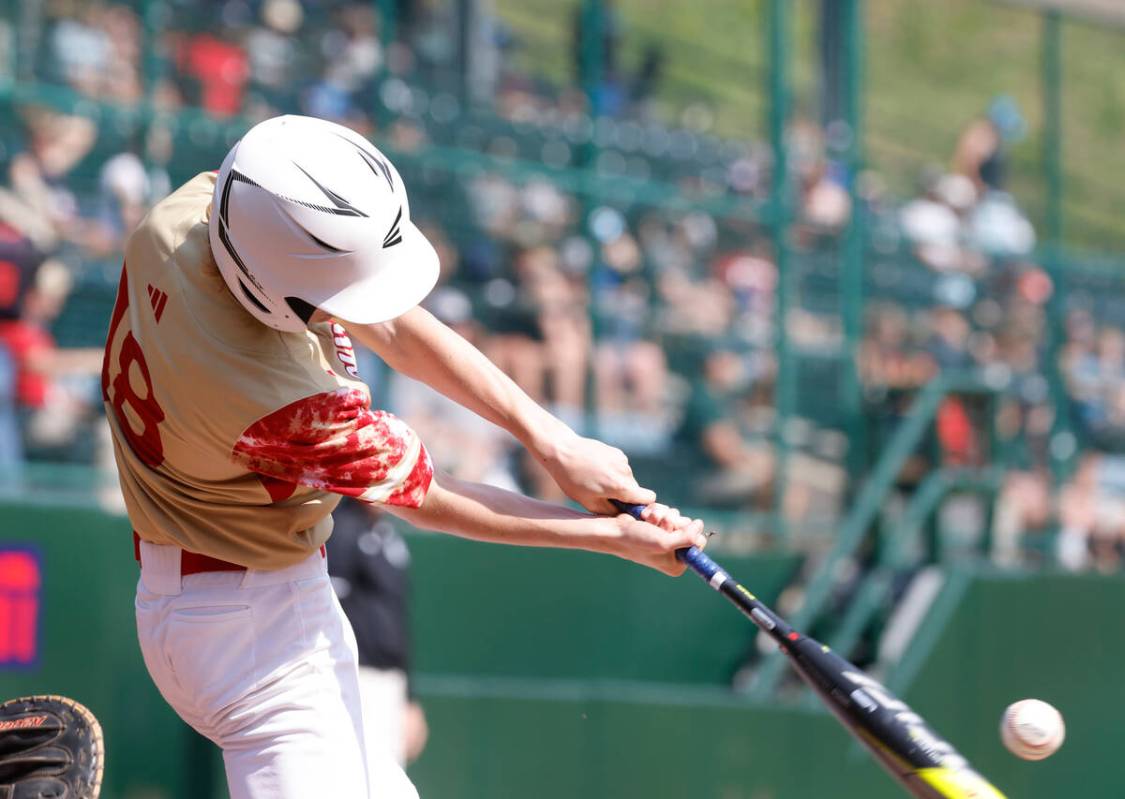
[0,549,41,666]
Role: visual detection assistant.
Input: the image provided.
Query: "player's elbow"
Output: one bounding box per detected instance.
[381,469,452,532]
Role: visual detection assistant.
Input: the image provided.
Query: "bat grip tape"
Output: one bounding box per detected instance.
[610,500,731,587]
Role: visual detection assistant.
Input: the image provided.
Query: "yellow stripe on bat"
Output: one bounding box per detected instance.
[735,585,756,601]
[916,767,1007,798]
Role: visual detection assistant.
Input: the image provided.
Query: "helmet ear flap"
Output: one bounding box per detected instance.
[285,297,318,324]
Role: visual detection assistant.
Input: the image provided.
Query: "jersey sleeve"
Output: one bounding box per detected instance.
[232,387,433,508]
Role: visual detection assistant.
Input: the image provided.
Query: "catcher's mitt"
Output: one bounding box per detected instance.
[0,695,104,798]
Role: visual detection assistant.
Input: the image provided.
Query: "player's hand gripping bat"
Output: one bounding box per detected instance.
[612,501,1006,799]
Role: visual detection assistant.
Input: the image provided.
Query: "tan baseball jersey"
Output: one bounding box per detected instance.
[102,171,433,570]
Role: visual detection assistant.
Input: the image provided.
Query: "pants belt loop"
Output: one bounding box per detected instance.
[137,540,184,596]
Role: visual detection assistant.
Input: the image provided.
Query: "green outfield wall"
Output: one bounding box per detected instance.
[0,502,1120,798]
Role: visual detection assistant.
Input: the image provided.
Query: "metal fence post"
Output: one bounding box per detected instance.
[840,0,867,487]
[579,0,605,438]
[372,0,398,130]
[378,0,397,50]
[578,0,604,115]
[1041,10,1072,484]
[768,0,792,537]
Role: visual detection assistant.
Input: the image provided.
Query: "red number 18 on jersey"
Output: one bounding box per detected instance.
[101,266,167,469]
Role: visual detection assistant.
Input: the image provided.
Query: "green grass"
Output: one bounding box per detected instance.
[494,0,1125,251]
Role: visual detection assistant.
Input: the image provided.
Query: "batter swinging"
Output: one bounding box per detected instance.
[103,115,705,798]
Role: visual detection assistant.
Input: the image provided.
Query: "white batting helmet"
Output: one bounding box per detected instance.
[208,115,439,332]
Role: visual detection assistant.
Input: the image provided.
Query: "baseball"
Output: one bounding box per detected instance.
[1000,699,1065,760]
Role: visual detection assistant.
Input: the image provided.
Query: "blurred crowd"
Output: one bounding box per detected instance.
[0,0,1122,573]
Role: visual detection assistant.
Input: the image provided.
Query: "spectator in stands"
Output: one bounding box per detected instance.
[927,307,983,467]
[954,94,1026,191]
[800,158,851,235]
[390,287,520,491]
[0,260,61,426]
[674,341,774,509]
[1067,324,1125,451]
[859,304,932,393]
[966,190,1036,260]
[245,0,307,114]
[0,221,34,477]
[45,2,144,103]
[0,223,45,323]
[788,120,851,239]
[858,304,937,485]
[79,148,158,258]
[99,3,145,104]
[712,246,776,346]
[926,306,973,372]
[523,245,591,424]
[952,95,1026,194]
[591,230,667,431]
[655,266,735,339]
[949,97,1036,262]
[0,175,61,470]
[46,2,112,97]
[0,106,94,253]
[306,4,383,125]
[0,256,102,458]
[173,22,249,116]
[1058,453,1125,572]
[479,261,551,408]
[991,468,1052,568]
[899,172,985,274]
[474,240,592,426]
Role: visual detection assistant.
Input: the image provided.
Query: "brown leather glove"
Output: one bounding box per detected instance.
[0,695,104,798]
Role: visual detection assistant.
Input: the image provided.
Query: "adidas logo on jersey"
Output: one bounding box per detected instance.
[146,284,168,323]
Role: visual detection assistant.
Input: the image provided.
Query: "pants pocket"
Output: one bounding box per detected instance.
[171,604,253,622]
[166,604,257,717]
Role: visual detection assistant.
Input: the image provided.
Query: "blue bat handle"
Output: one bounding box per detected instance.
[610,500,730,586]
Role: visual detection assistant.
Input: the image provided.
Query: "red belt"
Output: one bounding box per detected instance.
[133,532,325,576]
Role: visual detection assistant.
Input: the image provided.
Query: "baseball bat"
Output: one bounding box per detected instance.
[612,500,1006,799]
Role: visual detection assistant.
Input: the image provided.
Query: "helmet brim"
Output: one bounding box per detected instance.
[312,219,440,326]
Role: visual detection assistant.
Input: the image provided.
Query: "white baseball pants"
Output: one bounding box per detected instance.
[134,541,419,799]
[357,667,410,767]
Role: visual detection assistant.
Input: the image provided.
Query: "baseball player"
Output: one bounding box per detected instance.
[103,115,706,799]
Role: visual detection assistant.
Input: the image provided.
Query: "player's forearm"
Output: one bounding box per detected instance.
[383,473,616,554]
[345,308,571,456]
